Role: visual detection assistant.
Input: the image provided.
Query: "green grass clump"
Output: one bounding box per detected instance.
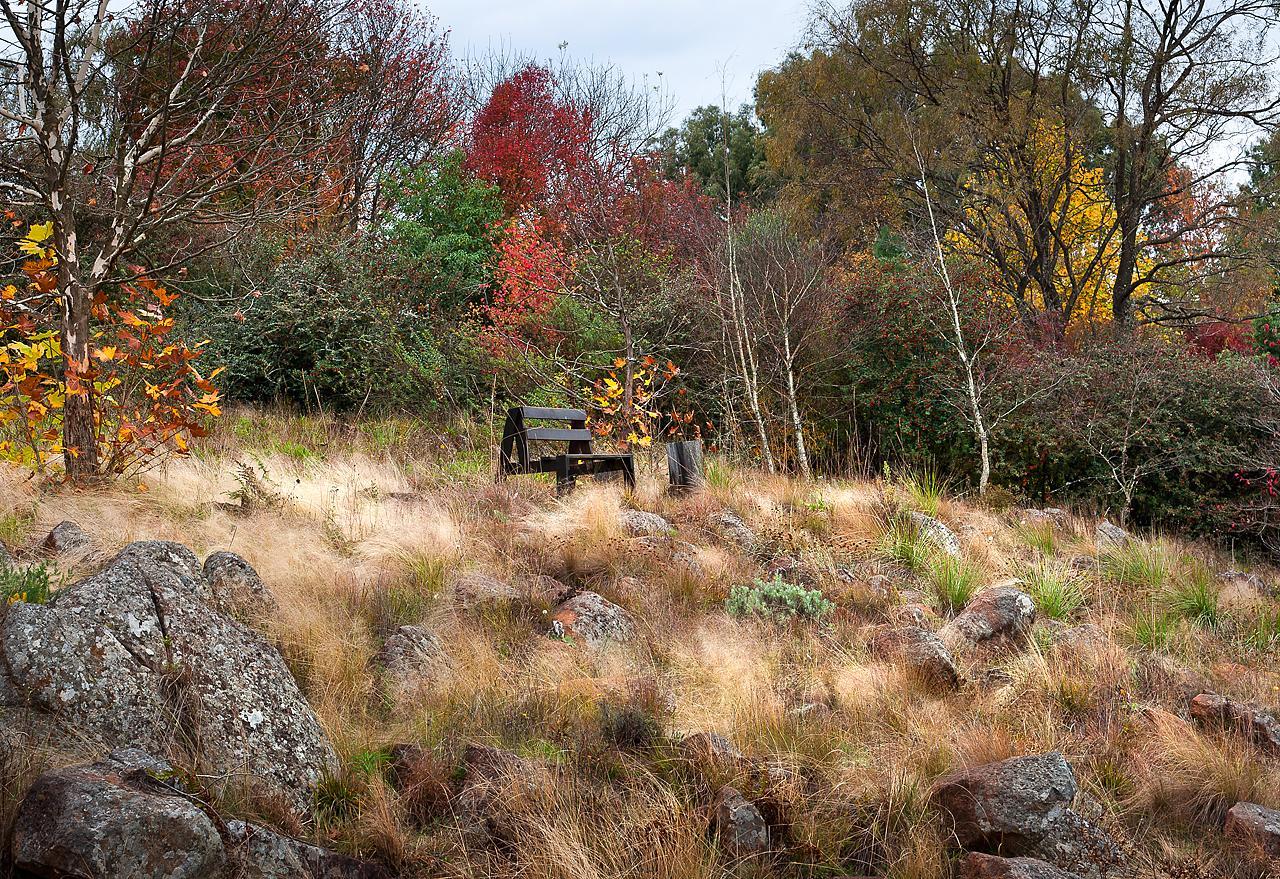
[896,466,949,517]
[1019,522,1057,556]
[879,516,932,573]
[1166,570,1223,629]
[927,555,982,613]
[1130,607,1176,650]
[1102,541,1172,592]
[0,562,52,606]
[726,575,833,622]
[1023,561,1087,620]
[1240,608,1280,652]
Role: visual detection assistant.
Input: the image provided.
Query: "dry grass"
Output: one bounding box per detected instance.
[3,408,1280,877]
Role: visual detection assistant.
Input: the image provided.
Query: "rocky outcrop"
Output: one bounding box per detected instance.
[941,586,1036,651]
[870,625,960,689]
[961,853,1082,879]
[549,591,637,648]
[1224,801,1280,860]
[909,512,961,557]
[373,625,452,697]
[1095,521,1130,552]
[1188,692,1280,754]
[202,550,277,619]
[713,785,769,857]
[620,508,673,537]
[931,752,1122,879]
[0,541,335,815]
[10,749,386,879]
[452,571,520,607]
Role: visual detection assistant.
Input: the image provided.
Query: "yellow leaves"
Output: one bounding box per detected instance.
[94,346,118,362]
[1,285,16,301]
[18,222,53,256]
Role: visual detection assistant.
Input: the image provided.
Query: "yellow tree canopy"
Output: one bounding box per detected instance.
[948,120,1144,332]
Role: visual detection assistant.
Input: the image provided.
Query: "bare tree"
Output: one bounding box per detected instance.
[0,0,335,479]
[1093,0,1280,329]
[734,211,838,479]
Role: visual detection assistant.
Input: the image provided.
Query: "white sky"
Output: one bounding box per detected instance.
[425,0,810,124]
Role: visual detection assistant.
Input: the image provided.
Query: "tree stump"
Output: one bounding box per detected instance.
[666,440,704,492]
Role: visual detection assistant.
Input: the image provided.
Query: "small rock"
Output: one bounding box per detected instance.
[931,752,1122,878]
[456,744,551,843]
[1224,801,1280,860]
[680,731,745,766]
[10,749,226,879]
[671,541,707,579]
[373,625,451,696]
[453,571,520,607]
[870,625,960,689]
[961,853,1082,879]
[1218,569,1274,598]
[713,785,769,857]
[765,555,817,587]
[1188,692,1280,754]
[530,574,576,605]
[39,520,98,558]
[203,550,276,619]
[226,819,390,878]
[620,509,673,537]
[1050,624,1109,654]
[1095,521,1130,552]
[1019,509,1070,529]
[549,591,636,648]
[0,542,15,568]
[909,512,961,557]
[890,603,938,628]
[710,510,757,551]
[940,586,1036,651]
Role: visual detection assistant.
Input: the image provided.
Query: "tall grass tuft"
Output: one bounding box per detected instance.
[1023,561,1087,620]
[879,516,932,573]
[927,556,981,613]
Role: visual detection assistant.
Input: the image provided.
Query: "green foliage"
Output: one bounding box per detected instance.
[383,150,504,312]
[193,236,455,413]
[657,104,773,203]
[1023,561,1087,619]
[0,562,51,606]
[1240,607,1280,652]
[725,575,833,621]
[927,555,981,613]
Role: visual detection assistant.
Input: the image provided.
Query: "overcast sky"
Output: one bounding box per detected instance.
[426,0,810,124]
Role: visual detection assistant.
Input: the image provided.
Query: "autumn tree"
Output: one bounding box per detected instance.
[0,0,334,479]
[319,0,459,229]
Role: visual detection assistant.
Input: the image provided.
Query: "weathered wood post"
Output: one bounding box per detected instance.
[666,440,704,492]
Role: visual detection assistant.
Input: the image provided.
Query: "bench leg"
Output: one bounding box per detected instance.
[555,457,576,496]
[621,458,636,492]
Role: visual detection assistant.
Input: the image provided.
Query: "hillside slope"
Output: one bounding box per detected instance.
[2,412,1279,879]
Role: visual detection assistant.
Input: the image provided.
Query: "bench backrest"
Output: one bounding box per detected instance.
[500,406,593,471]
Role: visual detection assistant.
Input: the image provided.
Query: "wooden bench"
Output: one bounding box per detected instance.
[498,406,635,494]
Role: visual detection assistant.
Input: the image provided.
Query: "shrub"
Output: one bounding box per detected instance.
[725,575,833,621]
[1,563,51,606]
